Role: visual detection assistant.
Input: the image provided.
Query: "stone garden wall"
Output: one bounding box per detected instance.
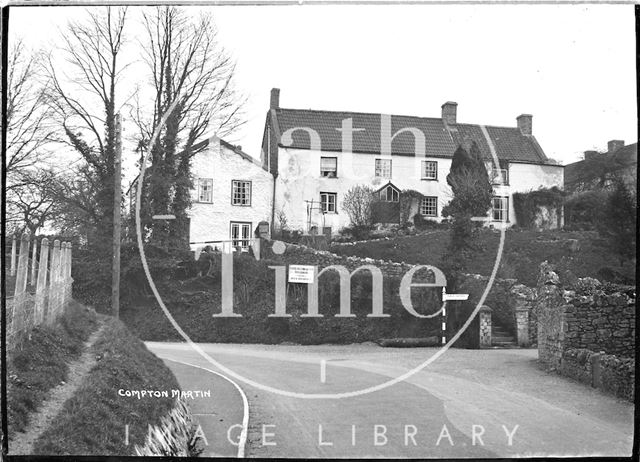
[536,262,635,400]
[261,239,417,279]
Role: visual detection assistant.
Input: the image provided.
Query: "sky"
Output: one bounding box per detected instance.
[9,3,637,181]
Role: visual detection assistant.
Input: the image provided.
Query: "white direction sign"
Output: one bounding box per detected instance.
[288,265,315,284]
[443,293,469,301]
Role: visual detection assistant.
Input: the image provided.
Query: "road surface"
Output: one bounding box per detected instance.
[147,342,634,458]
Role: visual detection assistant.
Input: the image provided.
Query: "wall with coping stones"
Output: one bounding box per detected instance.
[536,261,635,401]
[262,239,418,279]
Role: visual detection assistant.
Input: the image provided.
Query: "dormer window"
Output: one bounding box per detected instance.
[379,183,400,202]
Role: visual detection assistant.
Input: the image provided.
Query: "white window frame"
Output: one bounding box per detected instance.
[230,221,252,250]
[379,184,399,202]
[320,157,338,178]
[420,196,438,217]
[492,196,509,222]
[421,161,438,180]
[489,168,509,185]
[375,158,392,178]
[198,178,213,203]
[320,192,337,213]
[231,180,251,206]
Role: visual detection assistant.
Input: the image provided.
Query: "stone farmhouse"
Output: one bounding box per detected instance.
[564,140,637,193]
[186,88,564,249]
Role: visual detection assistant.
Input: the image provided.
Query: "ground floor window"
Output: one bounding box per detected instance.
[320,192,337,213]
[492,196,509,222]
[230,221,251,249]
[420,196,438,217]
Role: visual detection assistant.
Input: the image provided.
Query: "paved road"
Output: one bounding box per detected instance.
[147,343,634,458]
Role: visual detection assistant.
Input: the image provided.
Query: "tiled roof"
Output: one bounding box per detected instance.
[272,108,550,164]
[564,143,637,186]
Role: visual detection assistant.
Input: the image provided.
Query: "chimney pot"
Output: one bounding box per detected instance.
[517,114,533,135]
[270,88,280,110]
[441,101,457,125]
[607,139,624,153]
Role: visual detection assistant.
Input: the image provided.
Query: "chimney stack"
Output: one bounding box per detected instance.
[517,114,533,135]
[270,88,280,110]
[441,101,457,125]
[607,139,624,153]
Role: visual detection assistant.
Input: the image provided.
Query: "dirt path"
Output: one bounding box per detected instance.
[9,318,107,456]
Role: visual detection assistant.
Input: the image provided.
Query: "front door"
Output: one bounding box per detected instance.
[230,221,251,250]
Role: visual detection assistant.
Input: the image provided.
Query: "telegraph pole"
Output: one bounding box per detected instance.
[112,114,122,318]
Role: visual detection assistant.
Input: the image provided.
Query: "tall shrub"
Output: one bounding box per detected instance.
[441,143,492,268]
[564,190,609,230]
[598,177,637,265]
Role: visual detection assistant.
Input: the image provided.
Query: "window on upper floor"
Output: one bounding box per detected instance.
[320,157,338,178]
[489,168,509,185]
[379,184,399,202]
[197,178,213,203]
[320,192,337,213]
[492,196,509,222]
[420,196,438,217]
[231,180,252,206]
[421,161,438,180]
[375,158,392,178]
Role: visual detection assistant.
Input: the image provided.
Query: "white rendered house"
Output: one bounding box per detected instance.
[188,137,273,250]
[260,88,564,234]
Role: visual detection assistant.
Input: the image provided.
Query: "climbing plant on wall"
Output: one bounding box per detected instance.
[512,186,565,228]
[399,189,424,226]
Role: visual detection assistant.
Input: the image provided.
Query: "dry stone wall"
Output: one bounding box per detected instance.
[536,262,635,401]
[262,239,417,279]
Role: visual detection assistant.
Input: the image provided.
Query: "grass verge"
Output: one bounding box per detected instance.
[31,316,184,456]
[7,300,98,436]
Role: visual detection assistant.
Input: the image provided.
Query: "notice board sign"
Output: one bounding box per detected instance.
[288,265,315,284]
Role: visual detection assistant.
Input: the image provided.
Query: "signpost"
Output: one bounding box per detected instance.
[288,265,315,284]
[441,288,469,345]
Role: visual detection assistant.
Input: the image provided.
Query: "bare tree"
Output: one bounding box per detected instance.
[342,185,376,228]
[5,39,55,191]
[6,170,60,235]
[43,6,129,249]
[131,6,245,249]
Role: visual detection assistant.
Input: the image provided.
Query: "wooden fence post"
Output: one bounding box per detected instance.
[11,233,31,338]
[35,238,50,325]
[61,243,69,305]
[10,234,17,276]
[30,236,38,286]
[59,242,67,311]
[66,243,73,303]
[49,240,61,322]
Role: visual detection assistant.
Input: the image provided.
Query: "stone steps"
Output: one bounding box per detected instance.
[492,322,517,347]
